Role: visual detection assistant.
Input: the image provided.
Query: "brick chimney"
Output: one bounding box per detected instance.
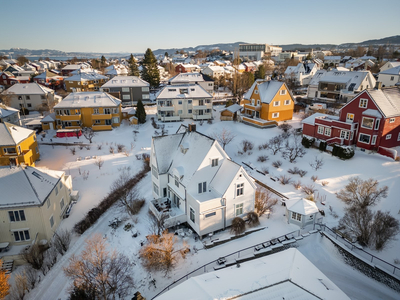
[375,81,382,90]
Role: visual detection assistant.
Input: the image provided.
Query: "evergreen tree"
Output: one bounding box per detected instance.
[101,55,106,65]
[141,48,160,88]
[135,99,147,124]
[255,65,266,80]
[128,54,140,77]
[164,52,169,58]
[306,52,312,60]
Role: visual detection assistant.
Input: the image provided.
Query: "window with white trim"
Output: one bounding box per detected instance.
[122,95,130,100]
[174,175,179,187]
[386,134,392,140]
[374,119,380,130]
[143,94,150,99]
[280,90,286,95]
[50,215,54,228]
[317,126,324,135]
[291,212,302,221]
[153,182,159,195]
[361,117,374,129]
[14,230,30,242]
[389,118,395,123]
[359,98,368,108]
[358,133,371,144]
[273,101,280,106]
[205,211,216,218]
[346,113,354,122]
[397,132,400,141]
[152,165,158,178]
[272,112,279,118]
[8,210,26,222]
[211,158,218,167]
[284,99,291,105]
[198,182,206,194]
[324,127,331,136]
[122,88,129,92]
[371,135,377,145]
[60,198,65,210]
[236,183,244,196]
[190,207,195,223]
[235,203,244,216]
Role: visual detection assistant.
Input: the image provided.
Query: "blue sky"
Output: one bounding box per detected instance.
[1,0,399,53]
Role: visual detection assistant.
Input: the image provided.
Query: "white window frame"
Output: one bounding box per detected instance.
[273,101,280,107]
[280,90,286,95]
[13,230,30,242]
[317,126,324,135]
[198,181,207,194]
[291,212,302,221]
[371,135,377,145]
[358,133,371,144]
[272,112,279,118]
[284,99,291,105]
[346,113,354,122]
[190,207,195,223]
[361,117,374,129]
[374,119,380,130]
[386,134,392,140]
[236,183,244,196]
[359,98,368,108]
[153,182,159,195]
[324,127,331,136]
[235,203,244,216]
[211,158,218,167]
[205,211,216,218]
[389,118,395,123]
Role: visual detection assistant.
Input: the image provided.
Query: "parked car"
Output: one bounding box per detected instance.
[309,103,327,110]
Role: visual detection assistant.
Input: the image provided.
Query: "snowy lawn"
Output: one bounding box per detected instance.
[19,106,400,299]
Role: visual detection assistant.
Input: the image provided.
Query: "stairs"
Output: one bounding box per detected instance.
[1,260,14,275]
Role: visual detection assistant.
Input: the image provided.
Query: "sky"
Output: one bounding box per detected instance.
[1,0,400,53]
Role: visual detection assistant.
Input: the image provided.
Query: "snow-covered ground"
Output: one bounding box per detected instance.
[16,106,400,299]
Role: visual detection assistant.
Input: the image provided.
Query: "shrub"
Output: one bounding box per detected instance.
[247,211,260,227]
[279,175,292,185]
[97,144,102,150]
[231,217,245,235]
[301,136,314,148]
[321,181,329,186]
[261,167,269,174]
[70,147,76,155]
[79,145,84,150]
[287,167,299,174]
[272,160,282,168]
[207,118,213,124]
[298,170,307,177]
[292,180,302,190]
[302,183,317,195]
[257,155,269,162]
[117,144,126,153]
[240,139,254,153]
[85,146,91,150]
[332,144,354,160]
[311,175,318,182]
[319,141,327,152]
[278,123,292,133]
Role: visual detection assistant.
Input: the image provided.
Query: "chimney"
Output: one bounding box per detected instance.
[188,123,196,132]
[375,81,382,90]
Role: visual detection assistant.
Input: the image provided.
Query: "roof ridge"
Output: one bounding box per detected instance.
[21,167,41,204]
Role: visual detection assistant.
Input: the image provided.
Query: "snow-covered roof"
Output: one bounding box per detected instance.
[209,159,241,196]
[101,76,149,88]
[364,87,400,118]
[380,66,400,76]
[2,82,53,95]
[65,72,108,82]
[324,56,341,60]
[41,113,56,123]
[309,69,373,90]
[62,64,83,71]
[362,109,382,118]
[168,73,205,85]
[156,84,212,99]
[35,70,59,79]
[152,133,184,174]
[155,248,350,300]
[0,122,35,146]
[0,105,19,119]
[286,198,319,215]
[54,92,121,109]
[221,104,243,113]
[301,113,339,126]
[243,80,287,104]
[0,166,63,208]
[121,107,136,115]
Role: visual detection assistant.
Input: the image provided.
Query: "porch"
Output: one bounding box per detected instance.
[241,116,278,128]
[149,197,186,228]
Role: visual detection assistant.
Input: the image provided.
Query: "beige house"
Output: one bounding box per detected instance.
[0,166,73,247]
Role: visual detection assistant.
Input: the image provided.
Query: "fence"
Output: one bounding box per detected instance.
[151,228,303,299]
[316,223,400,278]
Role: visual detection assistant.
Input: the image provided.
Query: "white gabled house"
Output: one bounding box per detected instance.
[150,124,256,238]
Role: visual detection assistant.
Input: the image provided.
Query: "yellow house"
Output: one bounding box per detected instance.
[0,166,73,249]
[241,80,294,127]
[64,71,108,92]
[54,92,122,131]
[40,113,56,130]
[0,122,40,167]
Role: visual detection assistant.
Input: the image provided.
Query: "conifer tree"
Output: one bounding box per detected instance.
[135,99,146,124]
[255,65,266,80]
[128,54,140,77]
[141,48,160,88]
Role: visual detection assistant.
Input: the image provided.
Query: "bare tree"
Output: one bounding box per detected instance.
[148,210,168,236]
[370,211,400,250]
[281,136,306,163]
[340,206,374,247]
[118,188,145,216]
[0,260,10,299]
[53,229,72,256]
[94,157,104,170]
[0,92,14,107]
[7,270,29,300]
[139,231,179,273]
[302,183,317,196]
[309,156,324,171]
[20,244,44,270]
[336,177,388,209]
[267,135,284,155]
[231,217,246,235]
[82,127,96,143]
[41,246,58,275]
[212,128,235,150]
[64,234,134,300]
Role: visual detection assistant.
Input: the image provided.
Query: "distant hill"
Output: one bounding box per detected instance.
[153,42,246,56]
[339,35,400,47]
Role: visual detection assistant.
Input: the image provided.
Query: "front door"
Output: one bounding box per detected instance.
[49,122,54,130]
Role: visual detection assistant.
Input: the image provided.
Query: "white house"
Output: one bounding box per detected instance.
[150,124,256,237]
[323,56,341,66]
[168,72,214,94]
[380,61,400,72]
[0,105,21,126]
[307,69,376,103]
[155,248,350,300]
[201,66,225,78]
[284,62,319,86]
[156,84,213,121]
[378,66,400,87]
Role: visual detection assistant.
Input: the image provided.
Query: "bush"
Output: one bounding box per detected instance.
[332,144,354,160]
[287,167,307,177]
[279,175,292,185]
[302,183,317,195]
[261,167,269,174]
[301,136,314,148]
[257,155,269,162]
[109,146,115,154]
[247,211,260,227]
[319,141,327,152]
[20,107,30,115]
[292,180,302,190]
[70,147,76,155]
[278,123,292,133]
[117,144,126,153]
[272,160,282,168]
[321,181,329,186]
[311,175,318,182]
[231,217,245,235]
[239,139,254,154]
[298,170,307,177]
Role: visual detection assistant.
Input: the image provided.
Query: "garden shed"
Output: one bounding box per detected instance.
[286,198,319,228]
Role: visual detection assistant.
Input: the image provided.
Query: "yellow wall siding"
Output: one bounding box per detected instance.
[260,85,294,122]
[0,133,39,166]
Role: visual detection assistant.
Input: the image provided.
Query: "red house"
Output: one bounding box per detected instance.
[0,72,15,86]
[302,85,400,154]
[175,64,199,74]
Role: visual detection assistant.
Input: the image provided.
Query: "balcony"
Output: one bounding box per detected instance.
[92,114,112,120]
[0,149,33,166]
[158,105,175,111]
[244,104,261,111]
[193,105,208,110]
[57,114,81,121]
[158,115,181,122]
[149,197,186,228]
[242,116,278,128]
[92,124,112,131]
[193,114,212,120]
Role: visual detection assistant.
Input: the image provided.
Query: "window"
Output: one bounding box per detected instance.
[105,119,112,125]
[142,87,149,92]
[60,198,65,210]
[188,100,192,104]
[3,147,16,154]
[153,183,159,195]
[386,134,392,140]
[188,109,192,114]
[324,127,331,136]
[93,108,99,114]
[113,117,119,124]
[389,118,395,123]
[94,120,101,124]
[63,109,70,115]
[199,100,204,106]
[122,88,129,92]
[398,132,400,141]
[359,98,368,108]
[47,198,50,208]
[198,182,207,194]
[358,133,371,144]
[236,183,244,196]
[26,96,30,100]
[206,109,211,113]
[254,90,259,94]
[178,100,182,105]
[113,108,118,114]
[59,180,63,190]
[371,135,377,145]
[27,103,32,108]
[272,112,279,118]
[361,117,374,129]
[14,230,30,242]
[50,215,54,228]
[273,101,280,106]
[257,100,260,105]
[178,110,183,114]
[55,186,58,196]
[340,130,350,140]
[211,158,218,167]
[8,210,26,222]
[18,145,21,154]
[41,95,46,100]
[190,207,195,223]
[374,119,380,130]
[104,108,111,114]
[280,90,287,95]
[284,99,291,105]
[235,203,243,216]
[143,94,150,99]
[391,76,394,81]
[152,166,158,178]
[175,175,179,187]
[205,211,216,218]
[291,212,302,221]
[122,95,130,100]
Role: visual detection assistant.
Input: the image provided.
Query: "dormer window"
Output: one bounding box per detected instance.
[198,182,207,194]
[211,158,218,167]
[359,98,368,108]
[280,90,286,95]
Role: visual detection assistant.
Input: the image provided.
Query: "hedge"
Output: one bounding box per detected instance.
[332,144,354,160]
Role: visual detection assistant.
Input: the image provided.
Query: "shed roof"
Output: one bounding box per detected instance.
[286,198,319,215]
